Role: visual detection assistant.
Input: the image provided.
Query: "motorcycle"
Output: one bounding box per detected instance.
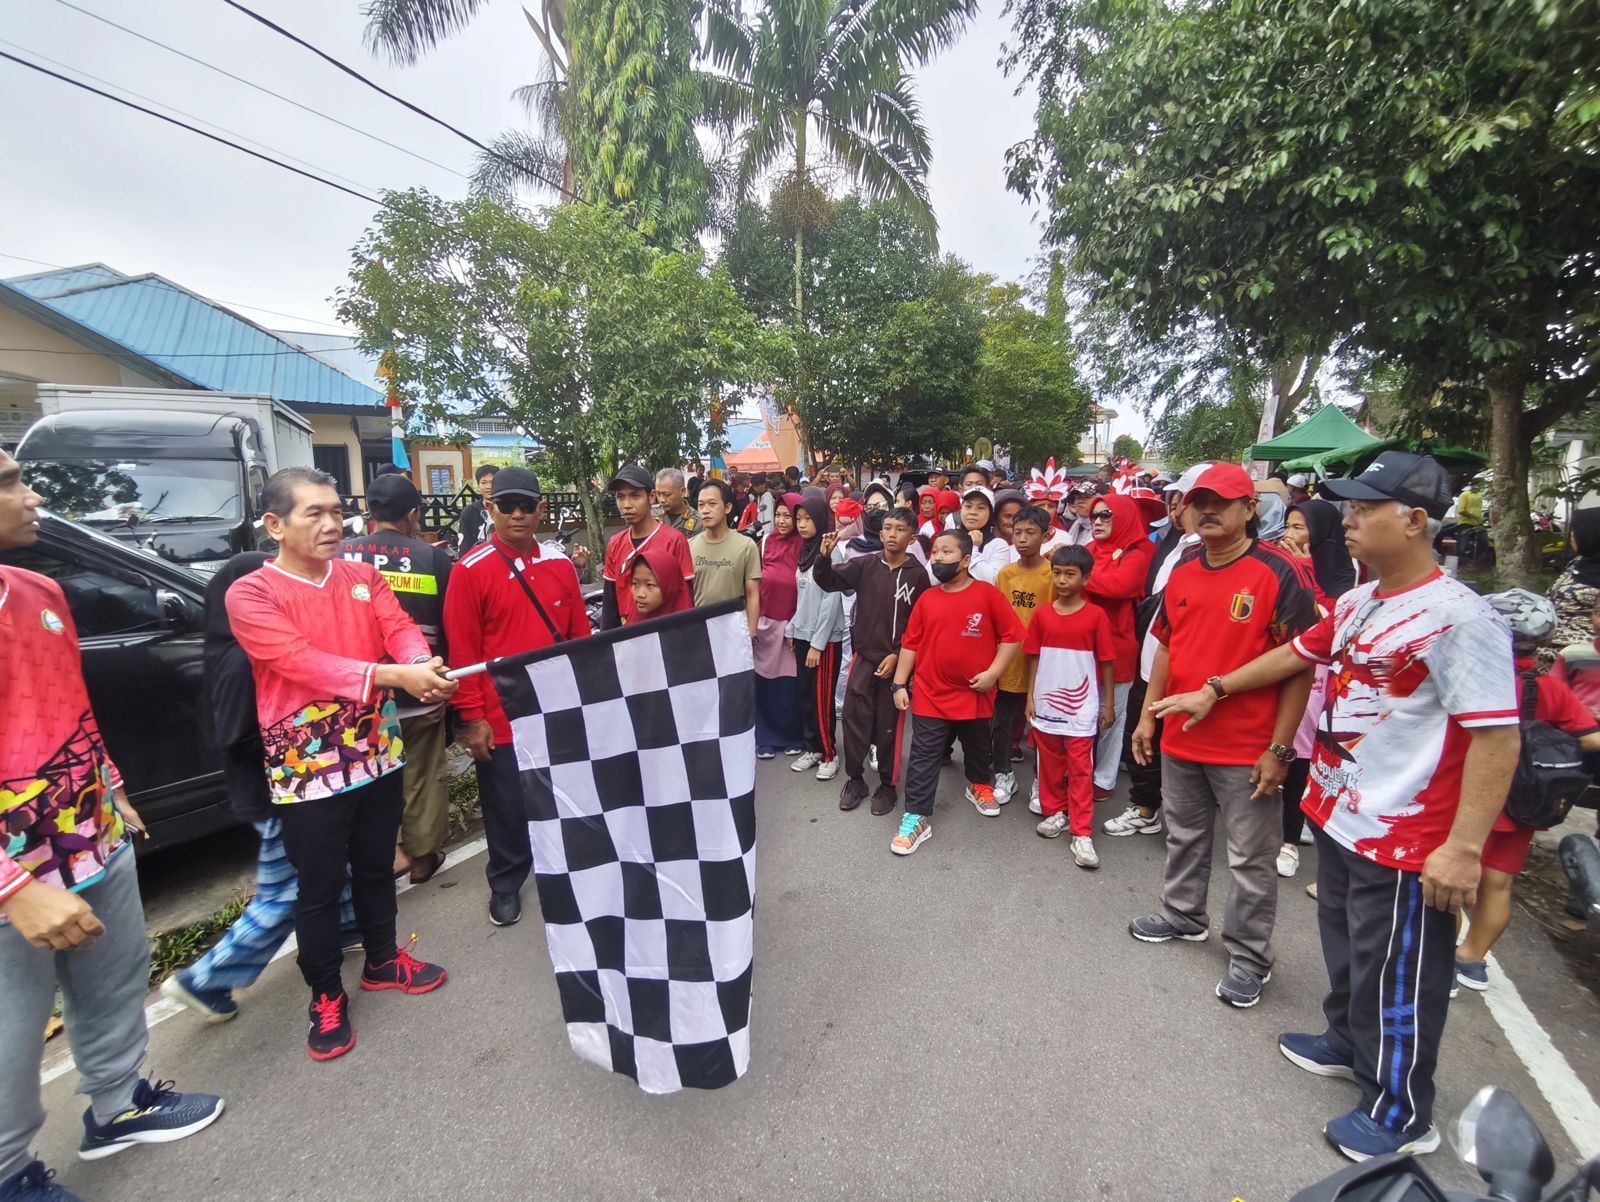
[1290,1088,1598,1201]
[541,520,604,630]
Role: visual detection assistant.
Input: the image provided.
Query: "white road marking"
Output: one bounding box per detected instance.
[40,837,489,1087]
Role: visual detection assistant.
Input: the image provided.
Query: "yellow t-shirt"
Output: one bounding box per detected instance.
[995,558,1055,694]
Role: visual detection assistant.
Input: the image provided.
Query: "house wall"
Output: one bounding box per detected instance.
[306,414,366,497]
[413,443,471,496]
[0,306,167,446]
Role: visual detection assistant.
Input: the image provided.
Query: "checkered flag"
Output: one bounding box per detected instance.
[487,598,757,1094]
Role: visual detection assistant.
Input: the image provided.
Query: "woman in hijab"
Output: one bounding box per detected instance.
[627,544,692,620]
[1549,506,1600,664]
[787,488,847,777]
[1254,491,1288,544]
[754,495,805,757]
[862,480,895,512]
[1293,499,1355,602]
[1084,492,1153,800]
[833,496,865,544]
[916,485,943,539]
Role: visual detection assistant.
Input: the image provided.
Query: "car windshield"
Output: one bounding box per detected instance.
[23,459,241,524]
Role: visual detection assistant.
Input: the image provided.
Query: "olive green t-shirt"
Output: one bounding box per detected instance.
[689,529,761,606]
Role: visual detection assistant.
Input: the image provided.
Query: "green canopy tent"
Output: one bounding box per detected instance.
[1247,404,1384,465]
[1279,439,1487,482]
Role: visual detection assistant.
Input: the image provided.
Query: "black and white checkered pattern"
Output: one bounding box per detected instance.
[488,598,756,1094]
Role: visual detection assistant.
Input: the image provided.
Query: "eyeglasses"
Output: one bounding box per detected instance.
[493,497,540,515]
[1090,510,1114,522]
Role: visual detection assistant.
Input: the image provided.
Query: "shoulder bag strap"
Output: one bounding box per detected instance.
[1520,671,1538,723]
[492,546,563,644]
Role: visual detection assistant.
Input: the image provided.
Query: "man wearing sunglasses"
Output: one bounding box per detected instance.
[444,467,591,927]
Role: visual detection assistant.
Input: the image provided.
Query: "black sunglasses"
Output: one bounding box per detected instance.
[1090,510,1114,521]
[493,496,540,515]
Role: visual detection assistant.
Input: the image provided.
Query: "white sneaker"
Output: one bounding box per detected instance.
[815,757,840,781]
[1103,806,1163,837]
[1071,836,1100,869]
[994,772,1017,804]
[791,751,822,772]
[1028,776,1042,815]
[1277,844,1300,878]
[1036,812,1068,839]
[868,744,878,772]
[1299,826,1315,846]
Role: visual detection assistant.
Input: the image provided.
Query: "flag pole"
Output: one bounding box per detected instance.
[444,661,491,681]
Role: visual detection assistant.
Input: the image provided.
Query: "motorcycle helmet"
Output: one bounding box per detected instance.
[1485,588,1557,645]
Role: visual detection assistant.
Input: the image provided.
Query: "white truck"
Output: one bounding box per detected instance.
[16,384,315,573]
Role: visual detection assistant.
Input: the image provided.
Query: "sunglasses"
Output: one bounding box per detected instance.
[493,497,540,515]
[1090,510,1114,522]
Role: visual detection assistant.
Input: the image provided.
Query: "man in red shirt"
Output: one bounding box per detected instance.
[1129,462,1316,1010]
[890,530,1025,856]
[1,449,224,1197]
[444,467,590,927]
[227,467,455,1061]
[601,464,695,629]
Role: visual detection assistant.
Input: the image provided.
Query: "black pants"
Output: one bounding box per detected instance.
[1314,826,1456,1134]
[991,689,1027,775]
[1281,758,1311,844]
[278,772,404,995]
[796,642,842,761]
[476,744,534,900]
[840,655,902,785]
[903,714,993,817]
[1126,675,1164,812]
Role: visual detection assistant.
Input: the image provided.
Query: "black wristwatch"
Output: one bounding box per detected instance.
[1206,675,1229,699]
[892,683,908,693]
[1267,742,1297,765]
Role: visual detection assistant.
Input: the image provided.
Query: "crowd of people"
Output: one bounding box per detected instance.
[4,435,1599,1199]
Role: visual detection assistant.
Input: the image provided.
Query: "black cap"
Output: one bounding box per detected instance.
[608,463,653,493]
[490,466,542,499]
[1319,451,1453,519]
[365,473,422,521]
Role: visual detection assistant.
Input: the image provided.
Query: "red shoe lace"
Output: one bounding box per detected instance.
[372,935,428,986]
[313,993,344,1033]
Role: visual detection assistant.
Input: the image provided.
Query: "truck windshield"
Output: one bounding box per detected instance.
[23,459,242,524]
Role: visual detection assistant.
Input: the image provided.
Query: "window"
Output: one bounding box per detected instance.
[312,445,352,494]
[428,466,454,495]
[2,546,163,638]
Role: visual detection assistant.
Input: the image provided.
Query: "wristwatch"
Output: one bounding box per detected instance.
[1206,675,1229,699]
[892,683,908,693]
[1267,742,1297,764]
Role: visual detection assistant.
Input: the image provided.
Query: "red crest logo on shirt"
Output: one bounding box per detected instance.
[1228,589,1255,622]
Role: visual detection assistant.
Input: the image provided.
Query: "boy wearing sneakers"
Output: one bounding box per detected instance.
[1024,546,1116,868]
[890,530,1024,855]
[814,508,930,815]
[992,506,1054,803]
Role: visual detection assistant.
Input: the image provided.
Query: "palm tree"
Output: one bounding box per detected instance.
[700,0,977,322]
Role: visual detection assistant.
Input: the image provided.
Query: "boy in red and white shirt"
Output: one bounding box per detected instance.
[1024,545,1115,868]
[226,467,458,1061]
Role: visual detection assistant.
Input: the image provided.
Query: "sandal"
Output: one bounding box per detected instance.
[409,850,446,884]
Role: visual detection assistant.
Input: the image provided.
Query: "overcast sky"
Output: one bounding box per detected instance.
[1,0,1142,440]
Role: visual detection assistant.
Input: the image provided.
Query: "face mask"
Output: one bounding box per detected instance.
[931,560,962,583]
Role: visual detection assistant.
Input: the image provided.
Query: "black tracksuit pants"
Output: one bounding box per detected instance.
[991,689,1027,776]
[476,745,534,900]
[1314,825,1456,1135]
[841,655,903,785]
[903,714,993,817]
[1125,675,1164,813]
[797,641,842,761]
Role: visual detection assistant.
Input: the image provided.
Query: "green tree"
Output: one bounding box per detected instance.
[701,0,978,322]
[1110,434,1142,463]
[1006,0,1600,583]
[974,280,1090,472]
[335,191,780,545]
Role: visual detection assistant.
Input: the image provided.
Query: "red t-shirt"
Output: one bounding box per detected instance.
[603,521,695,626]
[1023,600,1115,738]
[1154,541,1316,765]
[902,580,1026,720]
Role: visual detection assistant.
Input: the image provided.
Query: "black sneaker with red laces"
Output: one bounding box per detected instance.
[306,990,354,1061]
[360,941,447,995]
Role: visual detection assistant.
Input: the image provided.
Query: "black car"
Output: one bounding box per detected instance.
[0,512,234,852]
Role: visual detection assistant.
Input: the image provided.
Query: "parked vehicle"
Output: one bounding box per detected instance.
[0,511,232,852]
[17,384,314,574]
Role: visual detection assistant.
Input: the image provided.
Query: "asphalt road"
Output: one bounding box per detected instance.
[35,759,1600,1201]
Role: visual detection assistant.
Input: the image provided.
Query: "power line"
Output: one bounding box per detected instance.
[47,0,470,180]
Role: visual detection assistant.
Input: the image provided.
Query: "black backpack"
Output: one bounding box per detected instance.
[1504,673,1591,830]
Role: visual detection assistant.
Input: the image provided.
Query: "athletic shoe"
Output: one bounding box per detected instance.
[756,746,776,760]
[784,747,803,756]
[1278,1032,1356,1081]
[838,777,868,811]
[1028,776,1043,815]
[1323,1109,1441,1163]
[890,813,931,856]
[78,1077,223,1160]
[1216,963,1271,1008]
[1037,812,1068,839]
[1128,914,1208,943]
[489,891,521,926]
[1456,958,1490,992]
[815,757,841,782]
[305,990,355,1061]
[1306,881,1318,899]
[1010,745,1027,763]
[870,785,897,817]
[966,783,1000,816]
[1092,786,1114,802]
[994,772,1017,804]
[791,751,822,772]
[1299,826,1315,846]
[1277,844,1300,878]
[1103,806,1162,837]
[0,1159,82,1201]
[161,970,238,1024]
[361,941,447,995]
[1071,836,1100,870]
[868,744,878,771]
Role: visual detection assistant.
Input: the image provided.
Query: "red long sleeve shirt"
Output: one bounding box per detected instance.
[444,535,591,744]
[1085,540,1152,682]
[225,558,430,804]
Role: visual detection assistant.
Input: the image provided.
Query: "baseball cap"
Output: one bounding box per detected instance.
[366,472,422,520]
[1165,463,1208,496]
[1150,471,1174,488]
[607,463,652,493]
[1286,473,1310,488]
[491,466,543,499]
[1319,452,1453,519]
[1186,462,1255,501]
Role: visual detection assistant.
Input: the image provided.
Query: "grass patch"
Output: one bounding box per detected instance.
[147,893,249,989]
[448,767,481,835]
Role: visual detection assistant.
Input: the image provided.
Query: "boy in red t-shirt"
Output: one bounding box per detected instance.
[890,530,1025,855]
[1025,545,1116,868]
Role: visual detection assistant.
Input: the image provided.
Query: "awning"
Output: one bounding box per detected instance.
[1248,404,1382,463]
[1281,438,1488,480]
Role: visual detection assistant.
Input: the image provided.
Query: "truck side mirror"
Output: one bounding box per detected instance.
[156,588,201,632]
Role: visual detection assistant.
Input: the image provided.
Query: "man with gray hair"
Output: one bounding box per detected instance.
[654,468,699,536]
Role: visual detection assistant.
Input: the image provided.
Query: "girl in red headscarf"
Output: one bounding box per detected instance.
[628,544,692,620]
[1084,492,1152,799]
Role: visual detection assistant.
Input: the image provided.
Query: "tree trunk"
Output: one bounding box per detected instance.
[1487,365,1538,587]
[577,487,605,583]
[791,109,813,469]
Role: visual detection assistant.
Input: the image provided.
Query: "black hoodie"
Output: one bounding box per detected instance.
[813,550,931,662]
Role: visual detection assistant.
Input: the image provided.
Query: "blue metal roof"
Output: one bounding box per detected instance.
[0,267,384,411]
